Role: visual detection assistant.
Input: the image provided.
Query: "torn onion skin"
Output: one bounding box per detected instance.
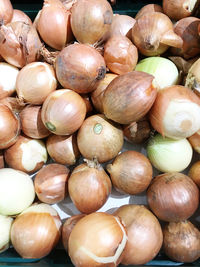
[188,161,200,188]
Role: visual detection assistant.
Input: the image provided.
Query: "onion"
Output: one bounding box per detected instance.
[4,135,48,174]
[77,114,123,163]
[0,104,20,150]
[0,168,35,216]
[0,63,19,100]
[114,204,163,265]
[0,21,42,68]
[46,133,80,166]
[132,12,183,56]
[135,57,179,90]
[68,160,112,213]
[16,62,57,105]
[0,215,13,253]
[11,203,61,259]
[0,150,4,169]
[68,212,127,267]
[149,85,200,139]
[55,43,106,94]
[135,4,163,20]
[0,0,13,24]
[91,73,118,113]
[163,221,200,262]
[34,163,70,204]
[11,9,32,24]
[70,0,113,44]
[107,151,153,195]
[188,130,200,153]
[188,161,200,188]
[147,133,193,173]
[102,71,157,124]
[147,172,199,222]
[62,214,85,251]
[41,89,86,135]
[171,17,200,59]
[37,0,73,50]
[104,35,138,75]
[185,57,200,97]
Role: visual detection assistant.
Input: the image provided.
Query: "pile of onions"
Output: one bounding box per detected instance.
[188,161,200,188]
[114,204,163,265]
[147,172,199,222]
[77,114,123,163]
[0,0,13,24]
[0,168,35,216]
[34,164,70,204]
[107,151,153,195]
[11,203,62,259]
[68,212,127,267]
[0,215,13,253]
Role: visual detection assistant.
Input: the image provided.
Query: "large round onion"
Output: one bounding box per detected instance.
[114,204,163,265]
[147,172,199,222]
[55,43,106,94]
[68,212,127,267]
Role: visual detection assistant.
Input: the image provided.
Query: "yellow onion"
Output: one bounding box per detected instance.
[11,9,32,24]
[0,0,13,24]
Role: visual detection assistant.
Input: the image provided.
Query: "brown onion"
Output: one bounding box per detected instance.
[0,21,42,68]
[20,105,50,139]
[163,221,200,262]
[0,104,20,149]
[4,135,48,174]
[41,89,86,135]
[104,36,138,75]
[188,161,200,188]
[171,17,200,59]
[34,163,70,204]
[132,12,183,56]
[70,0,113,45]
[11,203,61,259]
[11,9,32,24]
[46,133,80,165]
[114,204,163,265]
[188,130,200,153]
[37,0,73,50]
[102,71,157,124]
[147,172,199,222]
[91,73,118,113]
[55,43,106,94]
[77,114,123,163]
[149,85,200,139]
[68,212,127,267]
[0,0,13,24]
[135,4,163,20]
[68,160,112,214]
[107,151,153,195]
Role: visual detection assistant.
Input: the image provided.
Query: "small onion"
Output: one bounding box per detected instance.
[135,4,163,20]
[163,221,200,262]
[68,160,112,213]
[188,161,200,188]
[0,215,13,253]
[11,203,62,259]
[114,205,163,265]
[55,43,106,94]
[147,172,199,222]
[104,35,138,75]
[147,133,193,173]
[0,168,35,216]
[4,135,48,174]
[0,0,13,24]
[188,130,200,153]
[77,114,123,163]
[68,212,127,267]
[107,151,153,195]
[34,163,70,204]
[41,89,86,135]
[11,9,32,24]
[16,62,57,105]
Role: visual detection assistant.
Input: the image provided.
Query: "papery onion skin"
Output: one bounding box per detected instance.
[114,204,163,265]
[0,215,13,253]
[55,43,106,94]
[11,9,32,24]
[104,36,138,75]
[70,0,113,45]
[102,71,157,124]
[163,221,200,263]
[46,133,80,165]
[135,4,163,20]
[4,135,48,174]
[41,89,86,135]
[77,114,123,163]
[0,0,13,24]
[68,161,112,214]
[107,151,153,195]
[147,172,199,222]
[188,130,200,153]
[34,163,70,204]
[11,203,62,259]
[68,212,127,267]
[188,161,200,188]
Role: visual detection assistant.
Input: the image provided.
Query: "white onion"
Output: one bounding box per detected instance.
[0,215,13,253]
